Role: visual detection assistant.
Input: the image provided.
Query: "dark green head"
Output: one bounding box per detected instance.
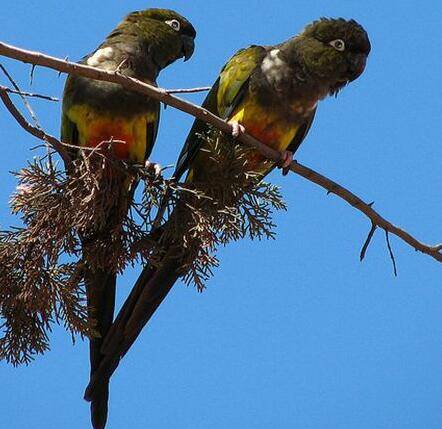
[110,8,196,69]
[295,18,370,94]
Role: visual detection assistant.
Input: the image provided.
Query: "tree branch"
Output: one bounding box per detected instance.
[164,86,211,94]
[1,41,441,264]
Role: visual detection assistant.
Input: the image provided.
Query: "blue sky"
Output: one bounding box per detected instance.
[1,1,442,428]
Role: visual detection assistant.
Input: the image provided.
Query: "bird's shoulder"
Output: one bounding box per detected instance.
[215,45,268,117]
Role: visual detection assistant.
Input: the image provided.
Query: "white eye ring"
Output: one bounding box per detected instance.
[166,19,181,31]
[329,39,345,51]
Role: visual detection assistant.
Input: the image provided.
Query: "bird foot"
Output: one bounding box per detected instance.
[228,120,246,138]
[278,150,293,175]
[115,57,129,74]
[144,160,162,177]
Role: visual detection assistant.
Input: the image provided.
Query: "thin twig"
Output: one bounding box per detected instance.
[0,63,55,166]
[29,64,36,85]
[0,41,442,264]
[385,230,398,276]
[0,85,58,101]
[360,223,377,262]
[0,63,41,128]
[0,87,70,166]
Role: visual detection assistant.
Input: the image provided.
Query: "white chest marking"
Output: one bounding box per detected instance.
[87,47,115,68]
[261,49,289,87]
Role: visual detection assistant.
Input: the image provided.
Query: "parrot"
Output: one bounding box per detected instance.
[84,16,371,413]
[60,8,196,429]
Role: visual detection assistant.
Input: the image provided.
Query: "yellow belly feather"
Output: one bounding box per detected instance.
[67,104,156,162]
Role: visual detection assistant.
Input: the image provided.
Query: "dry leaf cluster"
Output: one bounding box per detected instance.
[154,132,286,291]
[0,132,285,365]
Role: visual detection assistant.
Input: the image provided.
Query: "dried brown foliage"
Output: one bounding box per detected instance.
[0,147,165,365]
[0,132,285,365]
[152,132,287,291]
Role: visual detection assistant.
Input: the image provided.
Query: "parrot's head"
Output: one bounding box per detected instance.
[295,18,371,95]
[119,8,196,68]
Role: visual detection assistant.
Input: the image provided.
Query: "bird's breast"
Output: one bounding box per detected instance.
[230,101,301,172]
[231,103,298,149]
[67,104,155,161]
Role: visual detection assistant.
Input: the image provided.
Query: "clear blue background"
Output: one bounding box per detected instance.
[1,1,442,428]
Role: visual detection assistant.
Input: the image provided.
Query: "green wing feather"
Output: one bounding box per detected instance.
[60,114,77,145]
[287,107,317,154]
[61,75,79,144]
[216,45,265,117]
[60,94,80,160]
[145,102,161,161]
[173,45,266,180]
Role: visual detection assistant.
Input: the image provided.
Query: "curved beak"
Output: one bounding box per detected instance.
[348,54,367,82]
[181,35,195,61]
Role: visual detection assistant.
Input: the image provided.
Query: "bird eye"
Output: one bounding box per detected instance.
[329,39,346,52]
[166,19,181,31]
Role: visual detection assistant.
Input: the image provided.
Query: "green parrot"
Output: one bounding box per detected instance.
[84,16,370,408]
[61,8,196,429]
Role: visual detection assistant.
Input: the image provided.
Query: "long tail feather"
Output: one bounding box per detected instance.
[85,270,116,429]
[100,265,157,356]
[84,258,180,402]
[90,385,109,429]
